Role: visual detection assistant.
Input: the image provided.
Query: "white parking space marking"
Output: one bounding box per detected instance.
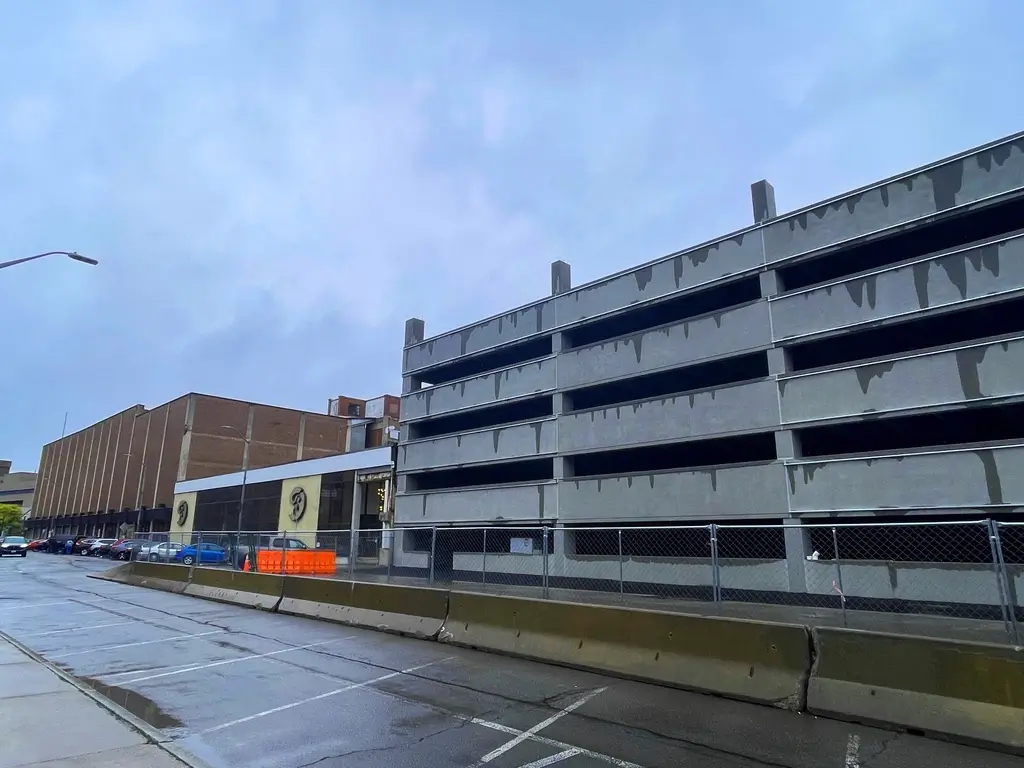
[200,658,454,734]
[0,601,70,611]
[119,638,352,684]
[845,734,860,768]
[469,718,644,768]
[516,750,582,767]
[480,687,607,764]
[49,630,225,659]
[20,620,135,637]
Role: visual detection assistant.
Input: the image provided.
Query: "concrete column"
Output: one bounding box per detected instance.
[759,270,783,298]
[402,376,422,395]
[783,518,812,593]
[774,430,801,460]
[350,478,365,562]
[551,260,572,296]
[767,347,790,376]
[751,180,777,224]
[404,317,425,346]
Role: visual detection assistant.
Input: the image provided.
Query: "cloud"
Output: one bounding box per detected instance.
[2,0,1024,469]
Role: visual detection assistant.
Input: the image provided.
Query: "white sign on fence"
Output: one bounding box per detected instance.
[509,537,533,554]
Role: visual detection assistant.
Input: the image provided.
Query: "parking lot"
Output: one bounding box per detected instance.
[2,554,1022,768]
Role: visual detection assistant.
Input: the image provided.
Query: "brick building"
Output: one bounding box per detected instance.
[26,393,355,538]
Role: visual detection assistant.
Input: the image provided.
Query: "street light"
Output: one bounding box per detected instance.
[0,251,99,271]
[221,425,250,538]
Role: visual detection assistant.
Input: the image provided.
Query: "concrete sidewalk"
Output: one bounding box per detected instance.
[0,634,197,768]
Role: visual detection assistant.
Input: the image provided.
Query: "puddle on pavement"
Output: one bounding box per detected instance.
[76,675,183,730]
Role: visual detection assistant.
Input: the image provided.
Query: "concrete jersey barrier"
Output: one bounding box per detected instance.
[89,561,191,594]
[440,590,811,710]
[808,627,1024,750]
[183,568,285,610]
[278,577,448,639]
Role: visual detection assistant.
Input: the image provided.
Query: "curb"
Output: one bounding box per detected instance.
[0,629,214,768]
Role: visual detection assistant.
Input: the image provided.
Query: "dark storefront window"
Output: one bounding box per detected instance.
[194,481,282,532]
[318,472,353,532]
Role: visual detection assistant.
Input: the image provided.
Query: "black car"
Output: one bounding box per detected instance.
[109,540,149,560]
[0,536,29,557]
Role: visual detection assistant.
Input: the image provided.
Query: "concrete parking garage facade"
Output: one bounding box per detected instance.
[392,131,1024,589]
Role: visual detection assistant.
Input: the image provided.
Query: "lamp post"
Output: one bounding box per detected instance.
[0,251,98,271]
[220,426,250,534]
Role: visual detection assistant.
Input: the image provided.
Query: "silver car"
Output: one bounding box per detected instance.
[135,541,183,562]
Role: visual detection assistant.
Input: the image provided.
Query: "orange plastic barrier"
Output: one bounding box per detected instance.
[252,549,336,575]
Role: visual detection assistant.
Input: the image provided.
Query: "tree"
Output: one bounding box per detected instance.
[0,504,24,536]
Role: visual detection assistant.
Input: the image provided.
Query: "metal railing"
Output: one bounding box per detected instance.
[127,519,1022,645]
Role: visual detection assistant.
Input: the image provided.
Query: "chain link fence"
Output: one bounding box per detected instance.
[127,519,1022,644]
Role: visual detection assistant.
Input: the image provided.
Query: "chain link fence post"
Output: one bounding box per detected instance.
[709,524,720,603]
[618,528,624,596]
[386,528,393,583]
[831,526,848,626]
[428,527,437,587]
[542,527,550,599]
[481,528,488,586]
[988,520,1019,645]
[188,530,200,583]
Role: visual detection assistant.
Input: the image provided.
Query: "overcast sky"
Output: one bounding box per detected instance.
[2,0,1023,472]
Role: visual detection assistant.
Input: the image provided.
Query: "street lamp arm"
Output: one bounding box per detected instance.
[0,251,99,271]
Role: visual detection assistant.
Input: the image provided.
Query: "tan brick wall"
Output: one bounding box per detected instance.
[29,394,353,521]
[183,396,350,480]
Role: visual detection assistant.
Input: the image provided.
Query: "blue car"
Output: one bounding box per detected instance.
[175,542,227,565]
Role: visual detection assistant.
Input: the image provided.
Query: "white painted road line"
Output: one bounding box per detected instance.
[120,638,351,684]
[50,630,226,659]
[480,687,607,763]
[0,601,70,611]
[469,718,644,768]
[200,658,454,734]
[845,734,860,768]
[516,750,581,767]
[20,621,135,637]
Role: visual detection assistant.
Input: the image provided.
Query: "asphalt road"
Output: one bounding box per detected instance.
[1,555,1021,768]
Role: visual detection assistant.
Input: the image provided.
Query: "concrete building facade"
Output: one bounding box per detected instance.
[26,394,354,538]
[0,460,35,516]
[395,131,1024,542]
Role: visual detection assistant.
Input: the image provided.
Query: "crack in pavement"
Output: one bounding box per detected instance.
[294,718,476,768]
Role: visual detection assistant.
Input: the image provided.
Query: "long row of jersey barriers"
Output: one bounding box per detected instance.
[93,560,1024,754]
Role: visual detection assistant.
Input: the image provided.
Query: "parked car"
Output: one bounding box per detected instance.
[0,536,29,557]
[175,542,227,566]
[109,539,149,561]
[234,536,310,569]
[74,538,97,555]
[44,535,79,554]
[135,542,184,562]
[89,538,119,557]
[26,539,48,551]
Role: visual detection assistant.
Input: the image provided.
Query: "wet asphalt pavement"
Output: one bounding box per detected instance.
[1,554,1021,768]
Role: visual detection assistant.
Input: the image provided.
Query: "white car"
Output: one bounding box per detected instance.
[0,536,29,557]
[136,542,184,562]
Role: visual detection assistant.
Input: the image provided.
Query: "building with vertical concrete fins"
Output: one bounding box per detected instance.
[27,394,356,538]
[395,131,1024,562]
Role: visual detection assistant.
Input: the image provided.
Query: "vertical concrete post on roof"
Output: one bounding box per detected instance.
[403,317,426,395]
[550,260,572,295]
[751,179,777,224]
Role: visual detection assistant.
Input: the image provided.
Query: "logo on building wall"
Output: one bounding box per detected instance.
[176,500,190,527]
[289,487,307,523]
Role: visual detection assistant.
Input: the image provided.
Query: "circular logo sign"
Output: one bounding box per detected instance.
[176,500,190,527]
[289,487,307,523]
